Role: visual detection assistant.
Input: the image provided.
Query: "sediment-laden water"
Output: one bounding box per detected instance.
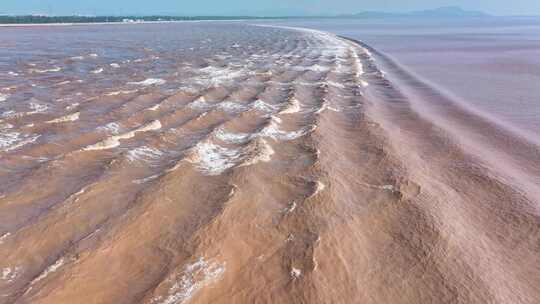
[0,22,539,304]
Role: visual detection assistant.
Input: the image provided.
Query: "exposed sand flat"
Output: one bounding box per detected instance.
[0,22,538,304]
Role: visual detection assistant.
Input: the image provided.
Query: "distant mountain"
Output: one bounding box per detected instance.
[244,9,312,17]
[410,6,488,17]
[347,6,489,19]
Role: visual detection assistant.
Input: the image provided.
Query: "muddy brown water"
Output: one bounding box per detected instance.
[0,22,539,304]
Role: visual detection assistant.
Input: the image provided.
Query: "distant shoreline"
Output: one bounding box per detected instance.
[3,14,536,27]
[0,19,260,27]
[0,9,508,26]
[0,15,296,26]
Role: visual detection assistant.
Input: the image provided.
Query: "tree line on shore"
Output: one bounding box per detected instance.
[0,15,283,24]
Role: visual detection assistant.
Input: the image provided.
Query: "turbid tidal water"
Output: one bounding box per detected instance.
[260,17,540,144]
[0,21,539,304]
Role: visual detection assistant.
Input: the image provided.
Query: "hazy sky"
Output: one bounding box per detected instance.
[2,0,540,16]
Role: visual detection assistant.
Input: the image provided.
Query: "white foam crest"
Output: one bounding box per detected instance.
[215,128,251,144]
[319,43,349,58]
[20,155,48,163]
[29,67,61,74]
[286,234,295,242]
[0,131,40,152]
[240,138,274,167]
[153,257,225,304]
[215,53,231,61]
[91,68,104,74]
[148,104,161,111]
[110,63,121,68]
[280,97,301,114]
[0,122,14,129]
[1,266,21,283]
[283,201,297,214]
[315,100,329,114]
[194,66,245,87]
[106,90,137,96]
[351,50,365,77]
[335,61,349,74]
[360,80,369,87]
[290,267,302,279]
[259,117,315,141]
[327,105,341,112]
[327,81,346,89]
[133,174,161,184]
[187,141,242,175]
[188,96,212,110]
[218,101,248,112]
[1,110,24,119]
[0,93,10,102]
[98,122,121,134]
[127,146,164,163]
[85,120,161,151]
[266,80,288,86]
[188,133,276,175]
[362,48,373,57]
[255,25,352,67]
[32,258,65,284]
[0,132,21,151]
[128,78,166,86]
[0,232,11,245]
[56,80,71,86]
[46,112,80,124]
[65,103,79,111]
[28,102,49,114]
[252,99,278,113]
[216,117,313,144]
[28,104,45,115]
[293,80,321,87]
[310,181,326,198]
[294,64,330,73]
[381,185,394,191]
[176,85,199,95]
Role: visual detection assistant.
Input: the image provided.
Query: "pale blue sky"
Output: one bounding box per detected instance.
[2,0,539,16]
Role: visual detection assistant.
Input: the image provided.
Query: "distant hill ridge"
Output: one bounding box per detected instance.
[347,6,489,18]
